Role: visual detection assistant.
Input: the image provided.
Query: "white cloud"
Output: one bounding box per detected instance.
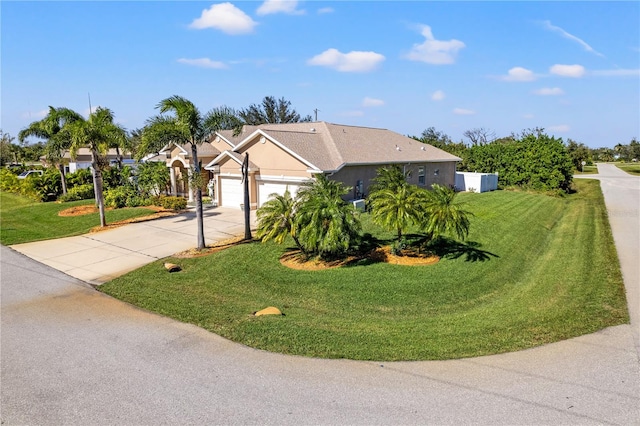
[431,90,445,101]
[548,124,570,132]
[307,48,385,72]
[500,67,537,82]
[189,3,257,35]
[533,87,564,96]
[177,58,228,69]
[453,108,475,115]
[591,68,640,77]
[523,113,535,119]
[549,64,585,78]
[317,7,334,14]
[21,109,48,120]
[257,0,304,16]
[405,25,465,64]
[362,97,384,107]
[540,20,604,57]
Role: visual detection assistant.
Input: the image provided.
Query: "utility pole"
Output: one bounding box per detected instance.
[313,108,320,121]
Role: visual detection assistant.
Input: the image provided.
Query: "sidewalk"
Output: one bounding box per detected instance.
[10,207,256,285]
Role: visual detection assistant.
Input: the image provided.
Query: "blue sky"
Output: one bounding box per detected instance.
[2,1,638,148]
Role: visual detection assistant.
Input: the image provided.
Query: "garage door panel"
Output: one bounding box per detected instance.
[220,177,243,208]
[258,182,301,207]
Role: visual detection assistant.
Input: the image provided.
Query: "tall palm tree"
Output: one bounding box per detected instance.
[423,184,472,241]
[368,183,426,241]
[62,107,127,227]
[255,188,303,251]
[143,96,242,250]
[295,174,361,259]
[18,106,83,195]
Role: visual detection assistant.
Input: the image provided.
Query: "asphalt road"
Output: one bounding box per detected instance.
[2,165,639,425]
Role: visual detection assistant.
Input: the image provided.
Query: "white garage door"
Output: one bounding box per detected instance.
[258,182,302,207]
[220,176,244,209]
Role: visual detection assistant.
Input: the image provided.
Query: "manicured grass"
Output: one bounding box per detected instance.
[574,165,598,174]
[0,192,158,245]
[100,180,628,361]
[616,163,640,176]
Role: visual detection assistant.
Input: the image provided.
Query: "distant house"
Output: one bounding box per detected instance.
[161,122,461,209]
[40,148,134,173]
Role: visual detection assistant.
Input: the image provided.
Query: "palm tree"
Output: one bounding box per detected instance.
[61,107,127,227]
[18,107,83,195]
[368,183,426,241]
[368,165,408,194]
[295,174,361,259]
[423,184,472,241]
[143,96,242,250]
[255,188,303,251]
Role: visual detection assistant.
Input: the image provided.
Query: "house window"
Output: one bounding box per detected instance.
[434,169,440,176]
[418,167,425,185]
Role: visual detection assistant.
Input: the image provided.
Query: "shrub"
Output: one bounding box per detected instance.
[66,168,93,188]
[151,195,187,210]
[59,183,95,202]
[0,168,20,193]
[104,185,143,208]
[136,161,169,196]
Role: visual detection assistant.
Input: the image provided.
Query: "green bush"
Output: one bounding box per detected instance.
[104,185,142,208]
[59,183,95,202]
[66,168,93,188]
[0,168,20,193]
[152,195,187,210]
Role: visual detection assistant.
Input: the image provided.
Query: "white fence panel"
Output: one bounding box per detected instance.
[455,172,498,193]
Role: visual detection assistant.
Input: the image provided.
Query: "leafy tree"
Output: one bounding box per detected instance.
[255,188,303,250]
[423,184,472,241]
[143,96,241,250]
[62,107,128,227]
[412,128,470,170]
[295,174,361,259]
[239,96,312,125]
[591,147,615,162]
[0,130,16,166]
[566,139,593,170]
[18,107,84,195]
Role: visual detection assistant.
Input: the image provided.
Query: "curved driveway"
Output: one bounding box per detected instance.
[2,165,639,425]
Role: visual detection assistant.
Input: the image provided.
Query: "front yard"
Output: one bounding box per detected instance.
[100,179,629,360]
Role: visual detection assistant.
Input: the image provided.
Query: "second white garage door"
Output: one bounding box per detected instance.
[220,176,244,209]
[258,181,302,207]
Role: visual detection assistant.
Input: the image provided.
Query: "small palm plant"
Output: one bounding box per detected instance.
[368,183,426,241]
[255,188,303,252]
[423,184,473,241]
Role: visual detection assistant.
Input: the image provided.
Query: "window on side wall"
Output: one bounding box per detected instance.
[418,166,425,185]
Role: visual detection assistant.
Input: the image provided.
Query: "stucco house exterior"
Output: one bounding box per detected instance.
[40,148,134,173]
[161,121,461,209]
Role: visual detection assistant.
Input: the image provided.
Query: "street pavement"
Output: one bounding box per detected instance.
[1,165,639,425]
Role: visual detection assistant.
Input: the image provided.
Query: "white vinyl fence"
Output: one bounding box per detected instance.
[455,172,499,193]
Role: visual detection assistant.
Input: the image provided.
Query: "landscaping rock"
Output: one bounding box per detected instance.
[254,306,283,316]
[164,262,181,272]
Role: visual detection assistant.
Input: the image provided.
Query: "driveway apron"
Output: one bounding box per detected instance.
[9,207,256,284]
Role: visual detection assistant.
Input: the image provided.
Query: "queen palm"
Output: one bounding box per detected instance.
[18,106,83,195]
[143,96,242,250]
[62,107,127,227]
[295,174,361,259]
[423,184,472,241]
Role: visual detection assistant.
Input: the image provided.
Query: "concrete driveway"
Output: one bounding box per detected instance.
[2,165,639,425]
[9,206,256,284]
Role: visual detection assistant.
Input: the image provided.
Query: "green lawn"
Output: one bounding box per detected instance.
[616,163,640,176]
[574,165,598,174]
[100,179,628,361]
[0,192,158,245]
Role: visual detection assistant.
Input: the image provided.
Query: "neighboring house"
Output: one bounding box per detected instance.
[40,148,134,173]
[162,121,461,209]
